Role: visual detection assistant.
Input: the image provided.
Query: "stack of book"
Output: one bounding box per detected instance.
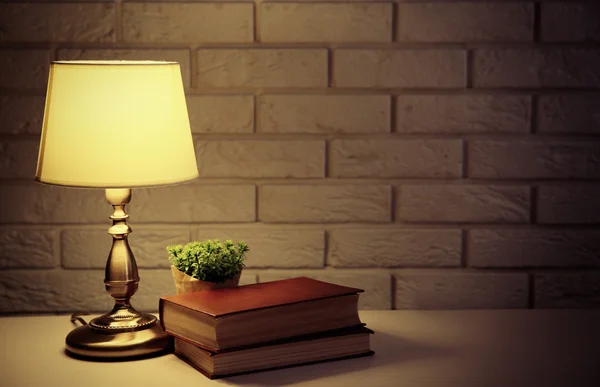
[159,276,374,379]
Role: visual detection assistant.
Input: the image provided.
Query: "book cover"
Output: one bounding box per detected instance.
[160,277,364,319]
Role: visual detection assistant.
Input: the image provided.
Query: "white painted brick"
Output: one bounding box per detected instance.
[187,95,253,134]
[61,227,191,269]
[259,185,391,223]
[238,271,259,286]
[3,0,597,314]
[194,227,324,268]
[196,140,325,178]
[537,185,600,224]
[0,96,46,135]
[469,140,600,179]
[0,3,115,42]
[396,95,531,134]
[538,95,600,134]
[541,3,600,42]
[0,183,107,224]
[138,269,184,311]
[0,183,255,224]
[329,228,461,268]
[394,271,529,309]
[535,273,600,308]
[334,49,465,88]
[196,49,327,88]
[131,184,256,223]
[258,270,391,310]
[123,3,252,43]
[0,140,39,179]
[470,229,600,268]
[0,49,51,88]
[258,94,390,134]
[58,48,192,87]
[397,3,533,42]
[0,229,56,269]
[260,3,392,43]
[473,48,600,88]
[0,268,257,313]
[330,139,462,178]
[0,270,110,313]
[398,185,530,223]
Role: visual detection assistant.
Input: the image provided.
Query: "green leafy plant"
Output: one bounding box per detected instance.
[167,240,248,283]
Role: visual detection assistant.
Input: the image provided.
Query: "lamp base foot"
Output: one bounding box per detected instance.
[65,317,172,360]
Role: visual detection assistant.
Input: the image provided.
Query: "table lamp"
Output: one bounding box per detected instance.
[35,60,198,359]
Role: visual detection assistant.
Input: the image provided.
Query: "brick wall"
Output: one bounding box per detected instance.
[1,1,599,313]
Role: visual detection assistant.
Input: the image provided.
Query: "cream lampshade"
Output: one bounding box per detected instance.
[35,60,198,359]
[36,60,198,187]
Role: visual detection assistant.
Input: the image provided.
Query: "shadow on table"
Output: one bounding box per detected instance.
[222,331,454,386]
[63,348,172,362]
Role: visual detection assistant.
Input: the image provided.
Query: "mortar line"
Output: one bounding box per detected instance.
[252,94,258,134]
[253,0,259,43]
[533,2,542,43]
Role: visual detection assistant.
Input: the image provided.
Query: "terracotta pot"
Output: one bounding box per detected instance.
[171,266,241,294]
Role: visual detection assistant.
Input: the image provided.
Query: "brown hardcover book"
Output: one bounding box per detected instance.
[159,277,363,352]
[174,325,374,379]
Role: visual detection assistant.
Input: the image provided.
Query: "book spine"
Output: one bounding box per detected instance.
[158,298,166,330]
[168,331,220,353]
[173,352,217,379]
[178,350,376,380]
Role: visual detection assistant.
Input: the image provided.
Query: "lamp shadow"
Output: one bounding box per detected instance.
[220,330,454,386]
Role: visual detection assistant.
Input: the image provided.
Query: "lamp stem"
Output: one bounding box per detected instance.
[105,188,138,307]
[87,188,156,331]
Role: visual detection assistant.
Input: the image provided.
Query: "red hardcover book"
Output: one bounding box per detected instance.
[174,325,375,379]
[159,277,364,351]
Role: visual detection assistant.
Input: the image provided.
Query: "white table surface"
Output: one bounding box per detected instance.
[1,310,599,387]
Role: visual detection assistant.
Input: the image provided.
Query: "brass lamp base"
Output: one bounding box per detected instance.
[65,314,172,359]
[65,188,172,360]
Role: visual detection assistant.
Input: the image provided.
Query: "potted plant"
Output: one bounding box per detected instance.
[166,239,249,294]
